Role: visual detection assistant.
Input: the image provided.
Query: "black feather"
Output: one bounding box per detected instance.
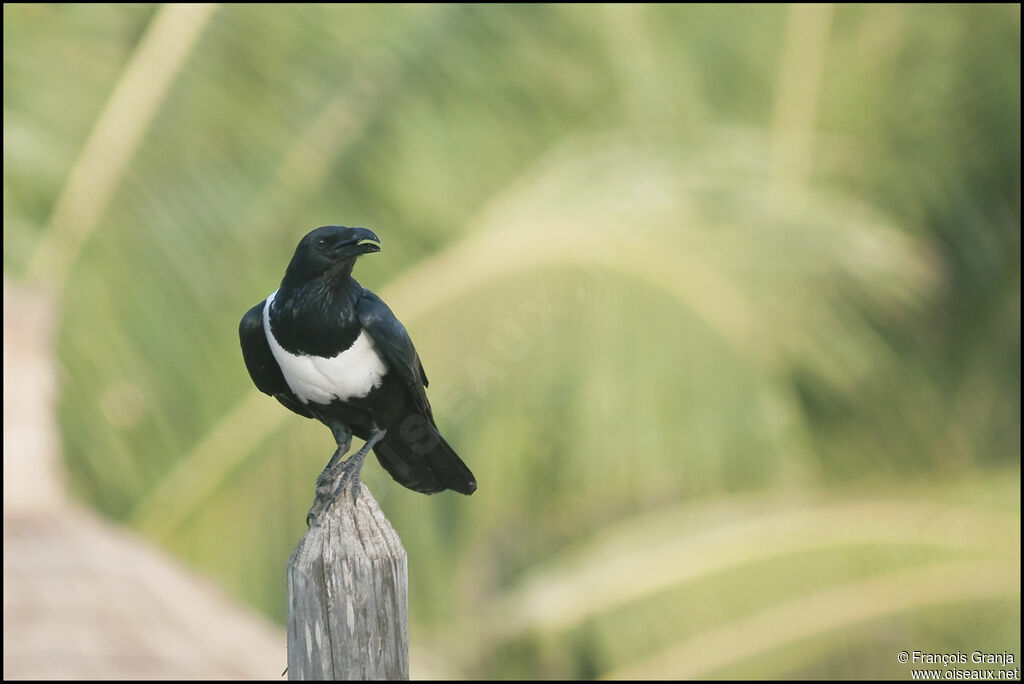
[239,301,314,419]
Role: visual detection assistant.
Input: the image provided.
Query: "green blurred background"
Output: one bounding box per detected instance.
[3,3,1020,679]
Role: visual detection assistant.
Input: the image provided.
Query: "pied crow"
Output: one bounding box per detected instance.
[239,225,476,524]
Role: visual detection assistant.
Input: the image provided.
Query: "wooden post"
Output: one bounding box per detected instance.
[286,483,409,680]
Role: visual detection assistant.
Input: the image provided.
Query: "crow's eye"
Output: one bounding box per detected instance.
[315,237,327,249]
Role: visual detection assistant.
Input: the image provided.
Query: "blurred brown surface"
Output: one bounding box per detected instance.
[3,278,287,679]
[3,511,287,680]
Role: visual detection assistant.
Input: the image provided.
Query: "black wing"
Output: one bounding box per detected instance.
[239,300,315,419]
[357,290,433,422]
[358,290,477,496]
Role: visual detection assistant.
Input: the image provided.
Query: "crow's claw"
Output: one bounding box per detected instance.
[305,428,384,526]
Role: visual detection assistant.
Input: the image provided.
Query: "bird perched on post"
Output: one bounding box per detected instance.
[239,225,477,524]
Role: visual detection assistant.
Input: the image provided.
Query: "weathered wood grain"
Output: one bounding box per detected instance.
[287,483,409,680]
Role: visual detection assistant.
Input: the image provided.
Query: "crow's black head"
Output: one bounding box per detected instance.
[282,225,380,287]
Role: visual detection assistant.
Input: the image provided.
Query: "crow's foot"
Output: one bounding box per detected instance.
[305,428,385,526]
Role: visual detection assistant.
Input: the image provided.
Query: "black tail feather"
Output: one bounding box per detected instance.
[373,410,476,495]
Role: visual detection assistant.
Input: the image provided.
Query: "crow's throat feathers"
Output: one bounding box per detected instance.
[268,277,363,357]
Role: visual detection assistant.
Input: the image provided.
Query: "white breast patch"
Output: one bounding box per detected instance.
[263,290,388,404]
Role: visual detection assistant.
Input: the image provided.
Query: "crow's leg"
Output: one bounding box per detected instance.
[330,426,387,504]
[316,425,354,488]
[306,425,353,526]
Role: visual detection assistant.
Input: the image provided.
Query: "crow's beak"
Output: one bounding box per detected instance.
[353,227,381,255]
[333,227,381,258]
